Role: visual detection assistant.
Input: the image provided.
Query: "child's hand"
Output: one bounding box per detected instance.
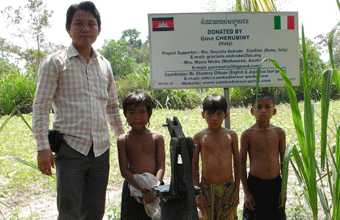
[142,190,156,204]
[278,192,287,208]
[196,194,207,216]
[244,192,255,211]
[230,190,239,210]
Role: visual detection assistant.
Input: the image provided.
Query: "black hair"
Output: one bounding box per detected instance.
[122,92,156,119]
[203,94,228,113]
[251,92,275,107]
[66,1,101,30]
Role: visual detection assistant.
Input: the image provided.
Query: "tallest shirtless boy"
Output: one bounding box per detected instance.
[240,92,287,220]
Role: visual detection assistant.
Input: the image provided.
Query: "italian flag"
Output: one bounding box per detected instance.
[274,15,295,30]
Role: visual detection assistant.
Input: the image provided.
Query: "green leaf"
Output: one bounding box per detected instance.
[0,156,39,171]
[0,201,10,208]
[0,108,16,133]
[328,23,340,92]
[332,125,340,219]
[281,144,294,206]
[16,108,32,132]
[321,69,333,169]
[317,187,331,219]
[301,26,315,172]
[290,158,312,210]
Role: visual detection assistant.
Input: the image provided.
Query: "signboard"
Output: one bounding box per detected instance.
[148,12,299,90]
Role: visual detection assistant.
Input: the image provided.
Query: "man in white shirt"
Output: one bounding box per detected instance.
[32,1,125,219]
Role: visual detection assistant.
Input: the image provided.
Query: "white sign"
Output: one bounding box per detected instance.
[148,12,299,90]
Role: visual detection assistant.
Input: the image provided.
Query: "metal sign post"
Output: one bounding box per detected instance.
[224,87,231,129]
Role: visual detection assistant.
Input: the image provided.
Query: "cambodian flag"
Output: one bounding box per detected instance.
[152,17,174,31]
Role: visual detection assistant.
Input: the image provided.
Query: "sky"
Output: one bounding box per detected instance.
[1,0,340,60]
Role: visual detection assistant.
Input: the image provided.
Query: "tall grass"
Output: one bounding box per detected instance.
[0,65,36,115]
[325,15,340,219]
[255,23,340,219]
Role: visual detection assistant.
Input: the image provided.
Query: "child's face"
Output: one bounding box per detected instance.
[125,103,149,130]
[202,109,228,130]
[251,98,276,122]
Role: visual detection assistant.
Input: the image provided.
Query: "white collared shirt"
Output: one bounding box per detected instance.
[33,44,125,156]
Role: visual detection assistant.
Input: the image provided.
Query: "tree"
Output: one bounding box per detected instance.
[238,0,277,12]
[297,37,326,100]
[99,39,136,78]
[121,29,142,49]
[0,37,21,62]
[138,39,150,64]
[316,32,340,68]
[204,0,280,12]
[299,38,325,76]
[121,29,149,64]
[1,0,53,72]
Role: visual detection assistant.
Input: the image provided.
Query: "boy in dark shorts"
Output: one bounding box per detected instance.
[192,94,240,220]
[117,92,165,219]
[240,92,287,220]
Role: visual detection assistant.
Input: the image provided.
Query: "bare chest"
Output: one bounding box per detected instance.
[201,135,232,154]
[249,130,280,153]
[125,138,157,157]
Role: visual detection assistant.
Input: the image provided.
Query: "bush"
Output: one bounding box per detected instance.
[116,67,224,109]
[229,83,339,107]
[116,65,150,101]
[0,63,36,115]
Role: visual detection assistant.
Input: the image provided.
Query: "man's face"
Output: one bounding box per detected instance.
[67,10,100,49]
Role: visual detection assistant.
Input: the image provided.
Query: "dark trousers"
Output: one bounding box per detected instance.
[120,180,151,220]
[242,174,286,220]
[55,142,110,220]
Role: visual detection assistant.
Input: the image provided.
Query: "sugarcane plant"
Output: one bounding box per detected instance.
[254,22,340,219]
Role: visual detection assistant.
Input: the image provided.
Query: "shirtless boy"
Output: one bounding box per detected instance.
[192,94,240,220]
[240,92,287,220]
[117,92,165,219]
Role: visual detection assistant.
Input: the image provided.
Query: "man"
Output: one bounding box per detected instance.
[32,1,125,219]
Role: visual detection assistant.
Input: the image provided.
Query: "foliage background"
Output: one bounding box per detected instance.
[0,0,339,114]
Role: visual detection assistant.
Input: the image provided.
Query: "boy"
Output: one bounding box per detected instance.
[118,92,165,219]
[240,92,287,220]
[192,94,240,220]
[33,1,125,219]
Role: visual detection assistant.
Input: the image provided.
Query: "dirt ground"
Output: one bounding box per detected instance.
[0,167,329,219]
[0,182,122,219]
